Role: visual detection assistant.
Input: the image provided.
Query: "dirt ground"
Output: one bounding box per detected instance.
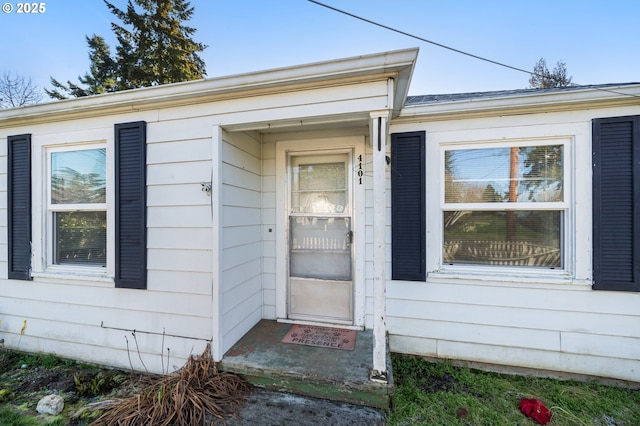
[0,348,148,424]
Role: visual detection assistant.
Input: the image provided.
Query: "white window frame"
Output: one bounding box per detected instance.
[437,137,573,278]
[31,137,115,281]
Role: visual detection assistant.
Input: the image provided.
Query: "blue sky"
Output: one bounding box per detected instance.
[1,0,638,98]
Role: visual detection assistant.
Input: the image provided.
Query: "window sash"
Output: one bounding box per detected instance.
[443,210,563,268]
[54,211,107,266]
[46,144,107,269]
[50,148,106,205]
[441,141,567,269]
[442,142,566,208]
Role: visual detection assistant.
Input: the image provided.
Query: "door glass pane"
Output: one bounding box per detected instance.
[51,148,106,204]
[290,216,351,280]
[292,162,347,213]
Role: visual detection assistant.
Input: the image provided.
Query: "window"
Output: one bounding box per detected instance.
[443,143,565,268]
[7,121,146,288]
[48,147,107,267]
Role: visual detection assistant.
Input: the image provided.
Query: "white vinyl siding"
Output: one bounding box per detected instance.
[387,278,640,381]
[0,116,215,373]
[219,131,263,354]
[261,139,277,320]
[388,107,640,382]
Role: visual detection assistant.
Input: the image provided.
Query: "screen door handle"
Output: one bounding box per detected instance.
[346,231,353,247]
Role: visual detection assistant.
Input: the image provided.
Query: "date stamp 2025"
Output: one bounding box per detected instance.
[2,2,46,14]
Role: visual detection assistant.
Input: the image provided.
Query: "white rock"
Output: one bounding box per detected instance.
[36,394,64,415]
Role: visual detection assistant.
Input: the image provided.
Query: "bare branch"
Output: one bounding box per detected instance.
[0,72,43,108]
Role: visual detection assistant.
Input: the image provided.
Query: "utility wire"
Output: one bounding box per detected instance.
[307,0,640,99]
[308,0,533,77]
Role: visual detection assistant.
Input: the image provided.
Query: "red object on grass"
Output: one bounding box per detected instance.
[519,398,552,424]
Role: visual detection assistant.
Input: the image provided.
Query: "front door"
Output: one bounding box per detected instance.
[288,152,353,323]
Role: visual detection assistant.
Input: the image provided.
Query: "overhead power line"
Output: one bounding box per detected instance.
[307,0,640,99]
[308,0,533,77]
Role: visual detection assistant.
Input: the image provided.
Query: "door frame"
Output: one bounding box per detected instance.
[276,136,366,328]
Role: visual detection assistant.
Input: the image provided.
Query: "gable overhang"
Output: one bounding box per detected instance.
[0,48,418,130]
[396,84,640,123]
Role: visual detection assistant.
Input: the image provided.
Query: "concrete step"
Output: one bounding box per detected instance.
[220,320,393,409]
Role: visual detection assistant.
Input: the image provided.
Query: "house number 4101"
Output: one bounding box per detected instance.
[357,155,364,184]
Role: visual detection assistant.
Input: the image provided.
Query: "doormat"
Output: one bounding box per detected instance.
[281,325,356,351]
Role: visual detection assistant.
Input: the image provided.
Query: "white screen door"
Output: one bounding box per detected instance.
[288,153,353,323]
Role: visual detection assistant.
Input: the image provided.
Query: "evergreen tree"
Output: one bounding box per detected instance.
[105,0,206,89]
[46,35,117,100]
[529,57,573,89]
[47,0,206,99]
[81,35,118,94]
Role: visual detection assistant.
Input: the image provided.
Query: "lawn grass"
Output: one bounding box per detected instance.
[0,407,64,426]
[1,348,638,425]
[388,355,640,425]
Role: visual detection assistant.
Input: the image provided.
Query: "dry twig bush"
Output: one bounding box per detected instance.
[90,343,251,426]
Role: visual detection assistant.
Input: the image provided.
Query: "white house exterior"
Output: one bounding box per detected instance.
[1,49,639,384]
[389,87,640,383]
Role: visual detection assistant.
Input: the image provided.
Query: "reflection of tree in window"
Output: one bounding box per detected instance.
[51,167,106,204]
[482,184,502,202]
[520,145,563,202]
[51,149,106,204]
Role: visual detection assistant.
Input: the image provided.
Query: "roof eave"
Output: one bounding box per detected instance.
[397,84,640,122]
[0,48,419,128]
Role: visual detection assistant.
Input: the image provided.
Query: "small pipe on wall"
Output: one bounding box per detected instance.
[100,321,212,342]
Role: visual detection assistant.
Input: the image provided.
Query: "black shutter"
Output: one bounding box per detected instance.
[592,115,640,291]
[391,131,426,281]
[115,121,147,289]
[7,134,32,280]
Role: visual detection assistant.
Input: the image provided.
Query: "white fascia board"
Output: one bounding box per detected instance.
[0,48,419,128]
[398,84,640,122]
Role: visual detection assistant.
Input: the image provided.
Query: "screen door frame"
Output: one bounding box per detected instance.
[275,137,366,327]
[288,152,353,323]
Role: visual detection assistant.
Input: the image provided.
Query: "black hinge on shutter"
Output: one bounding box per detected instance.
[391,131,426,281]
[115,121,147,289]
[592,115,640,291]
[7,134,33,280]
